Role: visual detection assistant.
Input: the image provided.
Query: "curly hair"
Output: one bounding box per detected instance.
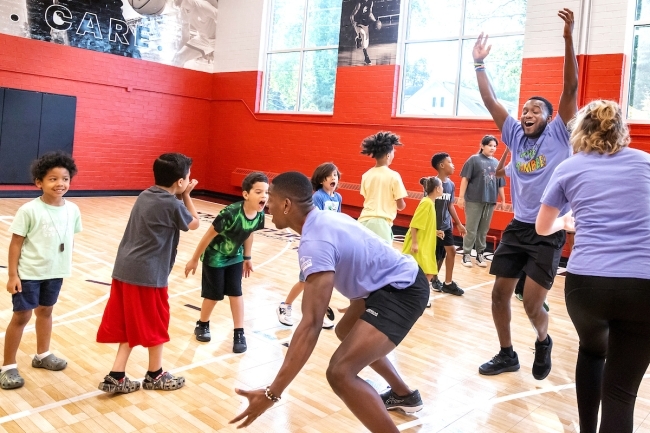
[569,100,630,155]
[30,151,77,182]
[431,152,449,171]
[311,162,341,191]
[420,176,442,197]
[360,131,402,159]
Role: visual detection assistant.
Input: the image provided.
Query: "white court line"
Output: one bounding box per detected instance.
[396,374,650,431]
[0,351,241,425]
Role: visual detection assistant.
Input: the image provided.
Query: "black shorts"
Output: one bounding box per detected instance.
[201,261,243,301]
[489,219,566,290]
[435,227,455,262]
[360,268,429,346]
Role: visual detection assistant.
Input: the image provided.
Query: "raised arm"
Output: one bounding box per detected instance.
[496,148,510,178]
[473,34,509,131]
[557,8,578,124]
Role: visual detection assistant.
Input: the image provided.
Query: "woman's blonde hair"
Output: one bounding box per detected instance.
[569,100,630,155]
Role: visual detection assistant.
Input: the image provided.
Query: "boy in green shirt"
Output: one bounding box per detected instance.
[185,172,269,353]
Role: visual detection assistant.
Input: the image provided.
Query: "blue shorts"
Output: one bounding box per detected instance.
[299,270,306,282]
[12,279,63,312]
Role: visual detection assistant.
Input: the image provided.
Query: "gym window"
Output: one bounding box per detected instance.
[262,0,342,113]
[628,0,650,120]
[399,0,527,117]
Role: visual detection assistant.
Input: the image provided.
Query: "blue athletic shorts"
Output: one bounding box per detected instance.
[13,279,63,311]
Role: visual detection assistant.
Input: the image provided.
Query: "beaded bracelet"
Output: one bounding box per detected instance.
[265,386,281,402]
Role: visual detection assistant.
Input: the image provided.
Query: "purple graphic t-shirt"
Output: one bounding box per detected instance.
[501,115,572,223]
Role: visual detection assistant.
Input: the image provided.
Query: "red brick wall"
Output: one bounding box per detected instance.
[0,33,212,191]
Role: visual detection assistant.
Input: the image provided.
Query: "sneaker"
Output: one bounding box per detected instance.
[431,279,443,292]
[543,299,550,312]
[461,254,473,267]
[380,388,423,414]
[277,302,293,326]
[364,55,371,65]
[326,306,335,321]
[426,298,432,308]
[515,292,523,301]
[476,253,488,268]
[233,332,247,353]
[194,321,211,342]
[478,351,520,376]
[532,335,553,380]
[441,281,464,296]
[32,353,67,371]
[0,368,24,390]
[98,375,140,394]
[143,371,184,391]
[322,317,334,329]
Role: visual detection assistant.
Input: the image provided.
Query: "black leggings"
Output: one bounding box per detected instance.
[565,273,650,433]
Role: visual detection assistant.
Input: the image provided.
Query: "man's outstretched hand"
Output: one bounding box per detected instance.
[230,388,275,429]
[558,8,574,39]
[473,33,491,63]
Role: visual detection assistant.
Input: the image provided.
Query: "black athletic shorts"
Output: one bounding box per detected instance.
[360,268,429,346]
[435,227,455,262]
[489,219,566,290]
[201,261,243,301]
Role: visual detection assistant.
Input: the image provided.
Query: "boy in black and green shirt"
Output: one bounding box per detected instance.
[185,172,269,353]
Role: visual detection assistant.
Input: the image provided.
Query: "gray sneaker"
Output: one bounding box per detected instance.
[476,253,488,268]
[461,254,473,267]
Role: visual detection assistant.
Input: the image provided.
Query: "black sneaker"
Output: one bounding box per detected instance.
[441,281,464,296]
[431,279,443,292]
[326,306,335,321]
[532,335,553,380]
[379,388,423,414]
[194,321,211,342]
[479,351,520,375]
[233,332,247,353]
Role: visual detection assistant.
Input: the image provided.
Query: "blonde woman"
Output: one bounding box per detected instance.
[537,100,650,433]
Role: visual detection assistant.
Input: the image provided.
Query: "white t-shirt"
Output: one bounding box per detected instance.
[9,198,82,280]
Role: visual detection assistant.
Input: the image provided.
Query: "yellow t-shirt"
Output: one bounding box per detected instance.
[402,197,438,275]
[358,166,408,225]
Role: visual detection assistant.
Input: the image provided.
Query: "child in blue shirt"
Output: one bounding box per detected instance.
[277,163,341,328]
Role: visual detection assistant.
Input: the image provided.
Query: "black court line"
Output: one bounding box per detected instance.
[86,280,111,286]
[0,265,6,268]
[184,304,201,311]
[282,342,289,347]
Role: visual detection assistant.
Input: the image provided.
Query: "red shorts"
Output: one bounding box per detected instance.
[96,279,170,348]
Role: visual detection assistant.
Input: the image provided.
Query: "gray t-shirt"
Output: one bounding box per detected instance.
[460,153,506,204]
[112,186,193,287]
[435,179,454,231]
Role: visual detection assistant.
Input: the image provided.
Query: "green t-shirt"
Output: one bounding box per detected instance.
[202,202,265,268]
[9,198,82,280]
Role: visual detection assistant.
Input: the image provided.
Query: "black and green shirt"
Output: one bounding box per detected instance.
[202,202,265,268]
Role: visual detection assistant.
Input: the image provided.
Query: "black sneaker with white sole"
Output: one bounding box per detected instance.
[194,321,211,342]
[479,351,520,375]
[233,332,247,353]
[475,253,488,268]
[441,281,464,296]
[380,388,423,414]
[431,279,443,292]
[532,335,553,380]
[461,254,473,267]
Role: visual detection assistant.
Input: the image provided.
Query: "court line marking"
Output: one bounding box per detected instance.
[396,374,650,431]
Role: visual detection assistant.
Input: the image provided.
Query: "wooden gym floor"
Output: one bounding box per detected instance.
[0,197,650,433]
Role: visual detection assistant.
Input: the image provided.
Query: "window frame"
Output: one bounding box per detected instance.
[623,1,650,123]
[260,0,340,115]
[395,0,526,119]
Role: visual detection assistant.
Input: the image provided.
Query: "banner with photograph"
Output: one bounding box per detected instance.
[337,0,401,67]
[0,0,218,72]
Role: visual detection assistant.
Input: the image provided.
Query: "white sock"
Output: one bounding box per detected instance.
[1,364,17,373]
[35,351,51,361]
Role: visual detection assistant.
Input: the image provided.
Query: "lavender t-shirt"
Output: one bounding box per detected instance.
[502,115,572,223]
[298,209,418,299]
[541,147,650,279]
